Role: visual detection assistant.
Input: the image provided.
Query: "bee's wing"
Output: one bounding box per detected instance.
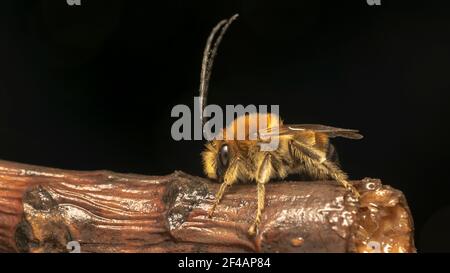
[257,124,363,140]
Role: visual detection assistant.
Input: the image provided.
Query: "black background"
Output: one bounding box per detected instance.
[1,0,449,252]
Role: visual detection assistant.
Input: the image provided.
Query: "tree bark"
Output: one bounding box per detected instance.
[0,160,415,253]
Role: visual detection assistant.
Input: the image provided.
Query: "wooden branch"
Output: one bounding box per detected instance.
[0,160,415,253]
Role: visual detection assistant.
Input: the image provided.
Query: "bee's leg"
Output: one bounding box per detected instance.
[208,159,239,218]
[208,181,233,218]
[322,160,360,198]
[248,154,272,236]
[248,183,266,236]
[290,140,360,198]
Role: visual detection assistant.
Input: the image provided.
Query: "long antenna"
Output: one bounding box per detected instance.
[199,14,239,126]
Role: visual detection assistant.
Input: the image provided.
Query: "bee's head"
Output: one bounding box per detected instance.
[201,140,232,181]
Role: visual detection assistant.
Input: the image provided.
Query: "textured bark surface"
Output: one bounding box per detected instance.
[0,160,415,253]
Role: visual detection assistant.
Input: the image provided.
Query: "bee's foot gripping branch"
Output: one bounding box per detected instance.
[0,160,415,253]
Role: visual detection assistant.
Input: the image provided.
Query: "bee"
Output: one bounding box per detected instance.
[199,14,363,235]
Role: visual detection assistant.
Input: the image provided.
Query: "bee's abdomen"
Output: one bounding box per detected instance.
[326,143,340,166]
[287,139,341,181]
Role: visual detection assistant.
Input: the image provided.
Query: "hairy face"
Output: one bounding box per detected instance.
[202,139,259,184]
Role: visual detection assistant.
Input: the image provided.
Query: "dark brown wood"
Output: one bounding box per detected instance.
[0,160,415,253]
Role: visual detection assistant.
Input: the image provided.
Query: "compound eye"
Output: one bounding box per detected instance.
[219,144,229,167]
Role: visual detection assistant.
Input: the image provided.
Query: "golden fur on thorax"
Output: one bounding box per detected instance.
[202,113,279,180]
